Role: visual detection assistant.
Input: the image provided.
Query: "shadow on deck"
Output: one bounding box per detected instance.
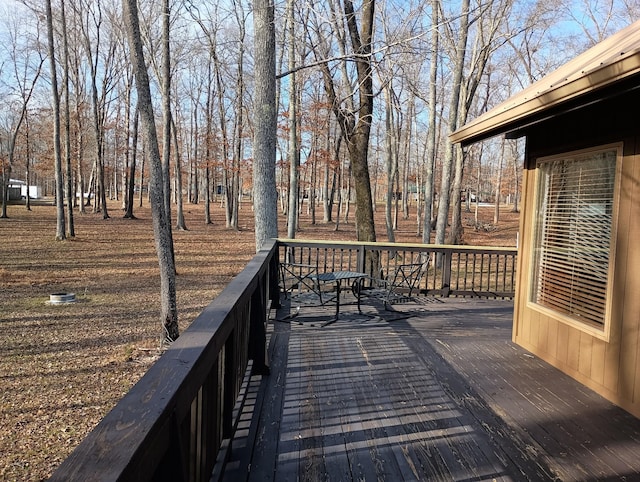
[223,295,640,481]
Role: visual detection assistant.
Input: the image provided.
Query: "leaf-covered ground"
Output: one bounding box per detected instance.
[0,199,518,481]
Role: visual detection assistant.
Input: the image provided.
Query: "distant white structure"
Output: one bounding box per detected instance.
[8,179,41,200]
[21,184,41,199]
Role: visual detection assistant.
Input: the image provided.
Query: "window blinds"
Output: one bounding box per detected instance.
[532,149,617,327]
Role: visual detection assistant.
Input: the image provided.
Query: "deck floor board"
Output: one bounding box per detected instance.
[223,296,640,481]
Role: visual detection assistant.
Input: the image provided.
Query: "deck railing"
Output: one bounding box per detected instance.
[278,239,518,299]
[49,239,279,482]
[49,239,517,482]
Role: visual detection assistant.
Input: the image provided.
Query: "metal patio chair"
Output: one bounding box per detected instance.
[360,253,431,310]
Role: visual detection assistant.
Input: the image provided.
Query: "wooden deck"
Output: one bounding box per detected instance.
[222,294,640,481]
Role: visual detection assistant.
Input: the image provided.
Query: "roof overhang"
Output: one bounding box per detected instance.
[450,20,640,147]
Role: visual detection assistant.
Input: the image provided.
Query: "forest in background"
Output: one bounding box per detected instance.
[1,0,636,339]
[0,0,636,243]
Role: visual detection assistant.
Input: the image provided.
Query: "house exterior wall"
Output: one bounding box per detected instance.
[513,89,640,418]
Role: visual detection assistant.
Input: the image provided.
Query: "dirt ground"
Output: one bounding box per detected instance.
[0,198,519,481]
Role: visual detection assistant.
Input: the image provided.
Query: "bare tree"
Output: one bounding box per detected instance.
[187,2,240,228]
[172,115,187,230]
[159,0,177,263]
[60,0,75,237]
[44,0,66,240]
[285,0,299,239]
[160,0,174,237]
[423,0,440,244]
[0,10,44,219]
[309,0,377,243]
[75,0,115,219]
[67,4,89,214]
[494,137,505,224]
[564,0,618,46]
[383,84,399,242]
[450,0,515,243]
[123,0,179,344]
[252,0,278,251]
[227,0,247,230]
[123,101,138,219]
[434,0,470,247]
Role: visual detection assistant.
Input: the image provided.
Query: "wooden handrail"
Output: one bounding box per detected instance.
[49,239,278,482]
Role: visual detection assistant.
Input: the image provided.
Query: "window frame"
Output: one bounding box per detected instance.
[527,143,622,341]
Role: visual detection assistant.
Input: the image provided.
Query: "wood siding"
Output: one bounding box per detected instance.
[513,90,640,418]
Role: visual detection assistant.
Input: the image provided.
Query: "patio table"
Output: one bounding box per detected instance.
[311,270,367,326]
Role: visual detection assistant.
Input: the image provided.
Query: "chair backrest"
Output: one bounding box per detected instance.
[389,253,430,296]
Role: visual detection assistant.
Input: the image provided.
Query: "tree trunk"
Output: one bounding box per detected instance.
[313,0,376,243]
[449,143,465,244]
[161,0,175,263]
[138,144,145,208]
[384,85,397,243]
[61,0,74,237]
[333,135,343,231]
[211,51,228,217]
[310,146,317,225]
[402,97,413,221]
[286,0,299,238]
[46,0,66,240]
[1,159,11,218]
[204,62,213,225]
[190,107,198,204]
[494,138,505,225]
[81,4,109,220]
[124,0,179,344]
[344,163,352,224]
[347,0,376,243]
[422,0,439,244]
[230,0,246,231]
[475,143,483,225]
[322,132,331,223]
[252,0,278,251]
[25,117,32,211]
[435,0,470,248]
[72,53,86,213]
[172,117,187,230]
[124,104,139,219]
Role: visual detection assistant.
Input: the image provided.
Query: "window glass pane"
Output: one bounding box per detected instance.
[531,148,616,326]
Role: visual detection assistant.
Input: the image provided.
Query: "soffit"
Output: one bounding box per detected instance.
[450,20,640,146]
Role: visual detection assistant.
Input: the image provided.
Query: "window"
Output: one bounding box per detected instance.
[530,146,618,328]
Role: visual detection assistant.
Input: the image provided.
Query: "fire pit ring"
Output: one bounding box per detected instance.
[49,292,76,304]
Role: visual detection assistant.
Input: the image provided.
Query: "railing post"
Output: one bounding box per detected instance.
[249,274,270,376]
[270,246,281,309]
[442,249,452,297]
[357,244,366,273]
[223,330,237,439]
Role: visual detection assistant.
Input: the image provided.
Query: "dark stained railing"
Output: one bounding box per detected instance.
[50,239,517,482]
[49,239,279,482]
[278,239,517,299]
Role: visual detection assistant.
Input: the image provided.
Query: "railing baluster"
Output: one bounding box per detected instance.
[442,249,452,297]
[223,327,236,440]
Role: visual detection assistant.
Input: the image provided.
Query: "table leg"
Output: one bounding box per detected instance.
[322,280,341,327]
[356,280,362,313]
